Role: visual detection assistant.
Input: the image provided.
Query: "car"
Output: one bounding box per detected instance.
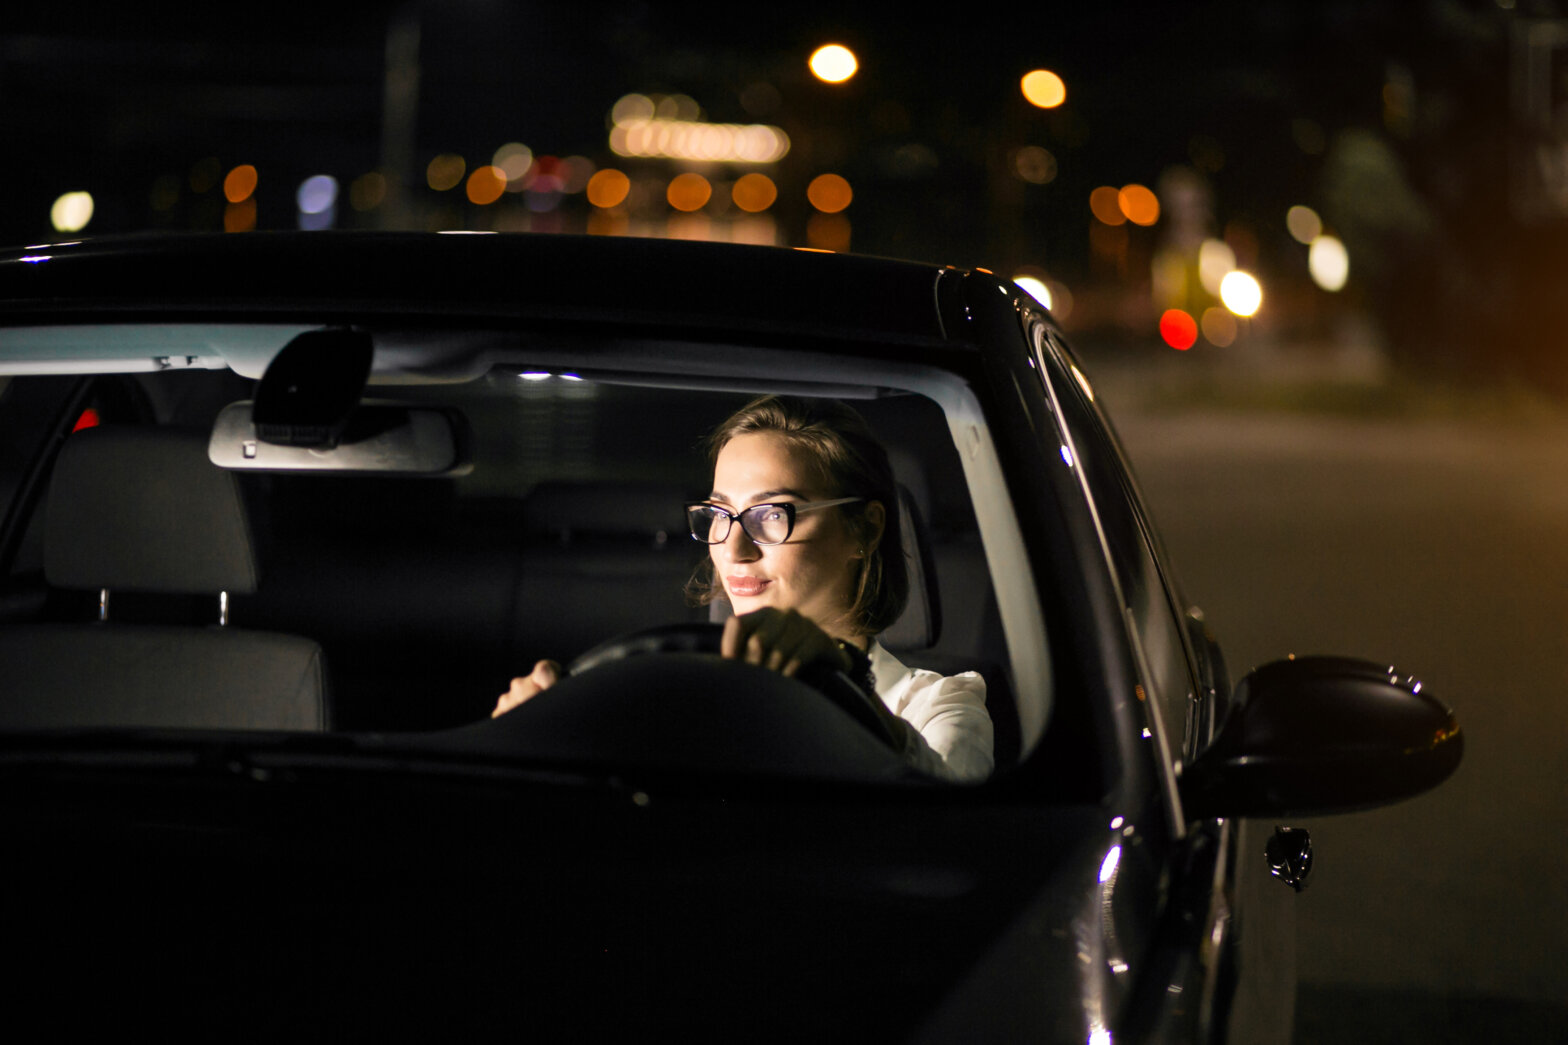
[0,231,1460,1041]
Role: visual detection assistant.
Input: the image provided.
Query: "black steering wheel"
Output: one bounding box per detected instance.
[568,622,903,752]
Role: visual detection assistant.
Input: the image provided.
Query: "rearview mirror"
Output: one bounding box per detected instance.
[208,400,470,475]
[1180,655,1462,820]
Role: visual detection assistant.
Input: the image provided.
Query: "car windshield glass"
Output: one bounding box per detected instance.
[0,330,1062,789]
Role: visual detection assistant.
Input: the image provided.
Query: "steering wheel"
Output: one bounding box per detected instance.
[568,622,903,752]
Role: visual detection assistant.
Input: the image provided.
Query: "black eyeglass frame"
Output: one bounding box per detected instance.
[685,497,865,546]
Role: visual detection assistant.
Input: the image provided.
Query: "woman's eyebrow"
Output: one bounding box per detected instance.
[707,488,806,503]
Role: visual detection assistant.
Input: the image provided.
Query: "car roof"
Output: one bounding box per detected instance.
[0,232,965,348]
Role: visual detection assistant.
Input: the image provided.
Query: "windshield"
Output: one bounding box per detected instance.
[0,327,1055,786]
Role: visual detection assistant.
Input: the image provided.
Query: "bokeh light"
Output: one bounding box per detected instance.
[1197,238,1237,295]
[50,191,94,233]
[1309,235,1350,291]
[732,172,778,212]
[1089,186,1125,226]
[1201,307,1237,346]
[1286,205,1323,244]
[224,199,257,233]
[807,173,853,213]
[586,169,631,209]
[426,154,466,192]
[1160,309,1198,350]
[1219,270,1263,316]
[349,172,386,212]
[224,164,258,204]
[809,44,858,83]
[492,142,533,185]
[467,166,507,205]
[667,172,712,212]
[1021,69,1067,108]
[1014,146,1057,185]
[807,212,851,251]
[296,175,338,215]
[149,176,180,213]
[1118,184,1160,226]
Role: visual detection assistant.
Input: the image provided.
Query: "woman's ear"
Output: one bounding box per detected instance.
[861,499,886,555]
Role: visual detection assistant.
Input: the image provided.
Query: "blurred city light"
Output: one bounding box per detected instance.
[1089,186,1126,226]
[426,154,466,192]
[610,114,789,164]
[809,44,858,83]
[667,172,712,212]
[296,175,338,215]
[1021,69,1066,109]
[807,212,851,251]
[586,168,631,209]
[557,156,595,194]
[224,199,257,233]
[1219,270,1263,316]
[224,164,258,204]
[492,142,533,186]
[1014,146,1057,185]
[1118,184,1160,226]
[807,173,853,213]
[732,172,778,212]
[1160,308,1198,350]
[467,166,507,205]
[1286,204,1323,244]
[1308,234,1350,291]
[349,172,386,212]
[50,191,94,233]
[1013,276,1052,308]
[1201,307,1237,346]
[1197,238,1237,295]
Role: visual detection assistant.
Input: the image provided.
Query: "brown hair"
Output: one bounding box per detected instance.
[686,395,908,637]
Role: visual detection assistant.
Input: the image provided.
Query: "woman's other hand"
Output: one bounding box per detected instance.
[492,659,561,718]
[721,607,853,678]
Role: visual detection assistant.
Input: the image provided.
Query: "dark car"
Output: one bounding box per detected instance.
[0,233,1459,1042]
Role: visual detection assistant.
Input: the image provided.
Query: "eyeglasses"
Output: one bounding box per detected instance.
[686,497,864,546]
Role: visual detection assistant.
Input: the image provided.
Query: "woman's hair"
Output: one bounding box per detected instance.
[686,395,908,636]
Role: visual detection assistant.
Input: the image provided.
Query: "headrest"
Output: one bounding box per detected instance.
[521,481,687,544]
[45,425,259,594]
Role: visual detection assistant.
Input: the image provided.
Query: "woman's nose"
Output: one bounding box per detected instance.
[718,520,760,561]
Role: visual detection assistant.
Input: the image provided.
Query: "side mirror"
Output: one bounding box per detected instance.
[1180,656,1462,820]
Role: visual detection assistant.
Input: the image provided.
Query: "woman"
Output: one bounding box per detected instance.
[494,395,994,783]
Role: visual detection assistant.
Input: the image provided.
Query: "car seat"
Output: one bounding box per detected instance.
[0,425,328,730]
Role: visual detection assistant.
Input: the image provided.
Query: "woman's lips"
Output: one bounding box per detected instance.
[727,575,770,597]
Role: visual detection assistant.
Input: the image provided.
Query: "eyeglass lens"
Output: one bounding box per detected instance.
[687,504,794,545]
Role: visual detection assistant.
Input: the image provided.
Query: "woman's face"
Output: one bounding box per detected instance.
[707,431,866,633]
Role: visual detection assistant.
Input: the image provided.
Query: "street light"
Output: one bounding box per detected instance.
[809,44,858,84]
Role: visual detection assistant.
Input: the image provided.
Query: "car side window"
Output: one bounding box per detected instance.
[1030,325,1199,766]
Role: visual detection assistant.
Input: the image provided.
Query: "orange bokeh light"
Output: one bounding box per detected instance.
[1089,186,1125,226]
[732,172,778,213]
[807,173,852,213]
[466,166,507,205]
[1020,69,1067,108]
[223,164,258,204]
[667,172,712,212]
[586,169,631,209]
[224,198,257,233]
[1118,184,1160,226]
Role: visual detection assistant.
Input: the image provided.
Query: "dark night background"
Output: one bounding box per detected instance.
[5,4,1567,1042]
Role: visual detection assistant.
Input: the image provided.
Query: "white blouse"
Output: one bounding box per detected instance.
[870,643,994,784]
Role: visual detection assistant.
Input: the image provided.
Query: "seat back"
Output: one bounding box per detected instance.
[0,425,328,731]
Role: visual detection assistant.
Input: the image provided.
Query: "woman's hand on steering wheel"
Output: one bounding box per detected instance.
[721,607,854,679]
[492,659,561,718]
